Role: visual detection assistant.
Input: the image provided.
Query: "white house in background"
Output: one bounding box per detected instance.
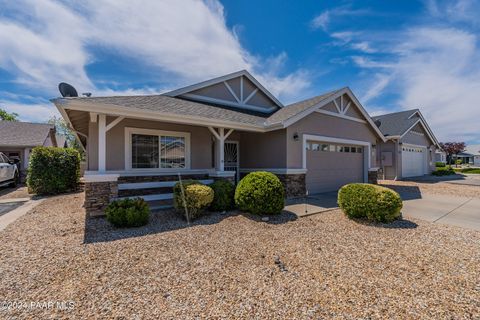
[435,150,447,164]
[0,121,60,173]
[464,144,480,166]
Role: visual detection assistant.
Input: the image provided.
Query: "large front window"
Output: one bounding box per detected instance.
[128,128,189,170]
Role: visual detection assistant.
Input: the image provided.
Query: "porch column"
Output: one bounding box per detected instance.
[208,127,234,172]
[98,114,106,172]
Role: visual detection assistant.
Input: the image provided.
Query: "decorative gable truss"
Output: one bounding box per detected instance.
[164,70,283,114]
[316,94,367,124]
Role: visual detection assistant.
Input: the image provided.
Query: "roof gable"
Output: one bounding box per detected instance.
[164,70,282,114]
[0,121,54,147]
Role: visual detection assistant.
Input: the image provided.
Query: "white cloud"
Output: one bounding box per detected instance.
[0,0,310,108]
[360,74,392,103]
[0,100,59,122]
[353,26,480,143]
[351,41,377,53]
[311,7,371,32]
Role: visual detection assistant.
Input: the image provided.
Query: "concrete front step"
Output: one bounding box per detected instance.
[118,179,214,190]
[119,193,173,202]
[148,199,174,211]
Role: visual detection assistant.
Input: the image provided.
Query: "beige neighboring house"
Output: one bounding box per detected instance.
[372,109,441,180]
[0,121,59,174]
[463,144,480,166]
[51,70,386,215]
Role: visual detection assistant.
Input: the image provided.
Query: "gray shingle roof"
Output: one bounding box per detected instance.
[372,109,419,136]
[265,89,342,125]
[56,89,343,129]
[0,121,54,147]
[59,95,268,127]
[465,144,480,156]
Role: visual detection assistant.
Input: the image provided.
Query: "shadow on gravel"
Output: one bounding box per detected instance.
[83,208,297,244]
[354,218,418,229]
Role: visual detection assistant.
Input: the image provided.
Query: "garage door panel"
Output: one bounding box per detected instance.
[401,145,426,178]
[306,144,364,194]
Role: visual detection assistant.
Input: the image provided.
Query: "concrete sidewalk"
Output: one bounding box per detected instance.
[0,198,43,231]
[400,193,480,231]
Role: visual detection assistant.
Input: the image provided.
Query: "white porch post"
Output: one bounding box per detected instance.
[219,128,225,171]
[208,127,234,172]
[98,114,106,172]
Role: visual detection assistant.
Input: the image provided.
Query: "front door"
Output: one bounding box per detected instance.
[224,141,239,183]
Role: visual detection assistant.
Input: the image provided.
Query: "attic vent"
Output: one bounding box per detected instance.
[374,120,381,127]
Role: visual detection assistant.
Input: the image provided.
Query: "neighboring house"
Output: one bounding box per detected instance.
[459,144,480,166]
[372,109,441,179]
[51,70,386,215]
[55,134,68,148]
[435,150,447,164]
[0,121,58,173]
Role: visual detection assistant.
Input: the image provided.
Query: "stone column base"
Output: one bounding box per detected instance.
[275,173,306,198]
[83,174,119,217]
[368,168,381,184]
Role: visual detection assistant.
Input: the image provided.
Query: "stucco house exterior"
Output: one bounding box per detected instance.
[460,144,480,166]
[52,70,386,215]
[372,109,441,179]
[0,121,59,175]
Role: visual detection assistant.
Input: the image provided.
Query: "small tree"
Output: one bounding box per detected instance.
[47,116,85,160]
[439,142,466,167]
[0,108,19,121]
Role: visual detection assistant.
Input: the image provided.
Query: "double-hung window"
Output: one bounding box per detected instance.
[127,128,190,170]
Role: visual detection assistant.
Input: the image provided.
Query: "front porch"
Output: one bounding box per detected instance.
[82,114,306,216]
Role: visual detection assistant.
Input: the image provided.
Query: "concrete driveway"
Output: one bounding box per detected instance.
[285,190,480,231]
[400,193,480,231]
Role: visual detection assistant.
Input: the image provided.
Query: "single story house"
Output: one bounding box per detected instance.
[372,109,441,179]
[51,70,387,215]
[435,150,447,164]
[457,144,480,166]
[0,121,59,174]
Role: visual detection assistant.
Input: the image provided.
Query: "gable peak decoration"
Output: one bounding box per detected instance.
[333,94,352,115]
[164,70,283,114]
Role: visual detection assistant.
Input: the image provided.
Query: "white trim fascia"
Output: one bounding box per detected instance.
[164,69,284,108]
[343,101,352,114]
[315,109,367,124]
[182,93,276,114]
[240,168,307,174]
[405,110,440,147]
[89,112,98,122]
[57,100,266,133]
[302,134,371,182]
[401,143,429,149]
[333,98,342,113]
[55,105,86,152]
[243,88,258,104]
[124,127,191,171]
[407,110,420,119]
[83,173,120,182]
[400,118,439,148]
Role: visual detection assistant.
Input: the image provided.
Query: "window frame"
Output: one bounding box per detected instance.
[125,127,191,171]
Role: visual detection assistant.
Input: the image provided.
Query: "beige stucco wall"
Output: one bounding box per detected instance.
[377,140,399,179]
[87,118,214,171]
[238,130,287,168]
[286,112,379,168]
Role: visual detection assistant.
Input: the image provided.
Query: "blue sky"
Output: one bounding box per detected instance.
[0,0,479,143]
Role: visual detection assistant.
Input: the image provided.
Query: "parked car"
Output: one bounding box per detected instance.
[0,152,19,187]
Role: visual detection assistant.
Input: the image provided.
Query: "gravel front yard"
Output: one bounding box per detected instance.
[0,192,479,319]
[0,186,30,200]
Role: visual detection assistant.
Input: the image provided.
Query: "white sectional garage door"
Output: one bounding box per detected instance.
[306,141,364,194]
[401,145,426,178]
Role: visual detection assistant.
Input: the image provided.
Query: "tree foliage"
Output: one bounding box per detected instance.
[439,142,466,165]
[0,108,19,121]
[48,116,85,159]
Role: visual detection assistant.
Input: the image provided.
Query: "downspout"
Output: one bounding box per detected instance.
[395,139,400,180]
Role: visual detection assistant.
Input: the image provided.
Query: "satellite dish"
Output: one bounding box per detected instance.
[374,119,381,127]
[58,82,78,97]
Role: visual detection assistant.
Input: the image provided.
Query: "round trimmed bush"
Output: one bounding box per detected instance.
[27,146,80,195]
[234,171,285,215]
[105,198,150,228]
[173,181,214,220]
[209,179,235,211]
[338,183,402,223]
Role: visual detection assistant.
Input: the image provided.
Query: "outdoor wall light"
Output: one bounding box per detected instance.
[293,132,299,141]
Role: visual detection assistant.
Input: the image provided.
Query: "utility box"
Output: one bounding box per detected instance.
[381,152,393,166]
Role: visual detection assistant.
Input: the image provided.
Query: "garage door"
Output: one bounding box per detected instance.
[306,142,364,194]
[402,145,426,178]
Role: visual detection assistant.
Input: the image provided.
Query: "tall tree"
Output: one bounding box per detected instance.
[47,116,85,159]
[0,108,19,121]
[439,142,466,166]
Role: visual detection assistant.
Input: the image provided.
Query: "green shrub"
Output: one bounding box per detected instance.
[435,162,446,167]
[209,179,235,211]
[455,159,463,165]
[234,171,285,215]
[432,166,455,176]
[105,198,150,228]
[338,183,403,223]
[27,147,80,195]
[173,181,214,220]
